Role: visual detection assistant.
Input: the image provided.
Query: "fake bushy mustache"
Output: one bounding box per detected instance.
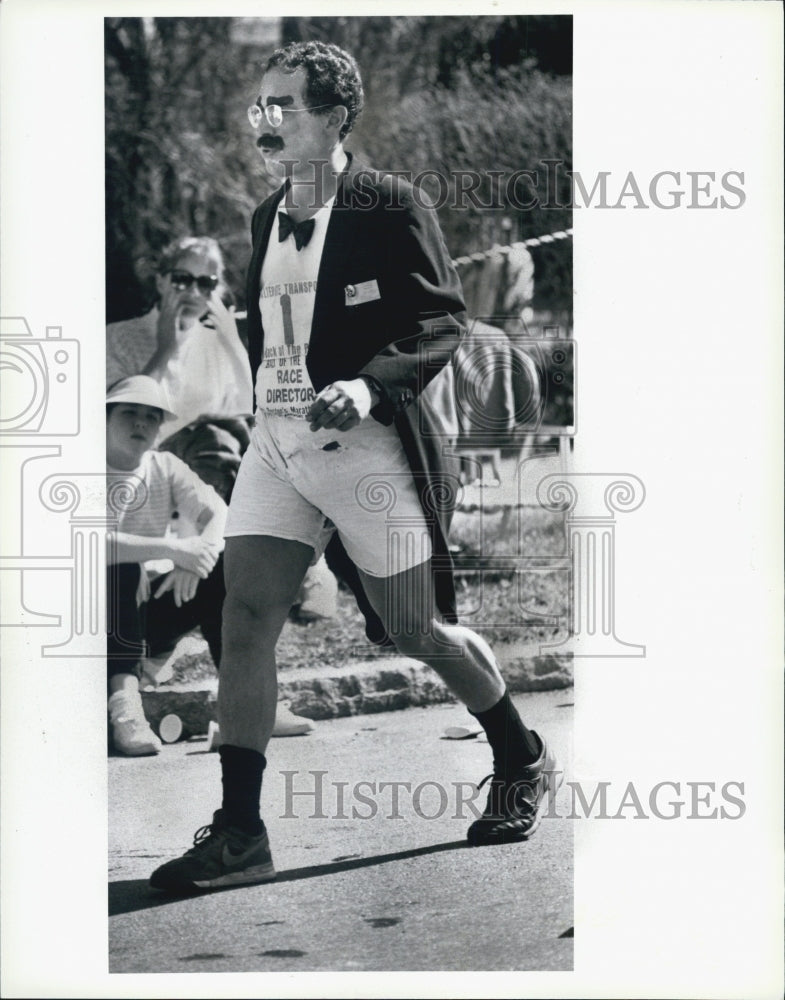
[256,135,284,151]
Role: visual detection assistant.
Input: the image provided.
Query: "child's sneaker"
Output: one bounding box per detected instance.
[108,689,161,756]
[273,702,315,737]
[150,810,276,893]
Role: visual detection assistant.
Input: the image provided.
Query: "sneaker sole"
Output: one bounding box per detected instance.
[150,861,277,894]
[113,744,161,756]
[193,861,278,889]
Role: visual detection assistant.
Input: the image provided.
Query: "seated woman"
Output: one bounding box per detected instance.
[106,235,252,442]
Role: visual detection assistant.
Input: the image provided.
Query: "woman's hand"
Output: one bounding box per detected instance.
[156,278,184,353]
[199,292,238,343]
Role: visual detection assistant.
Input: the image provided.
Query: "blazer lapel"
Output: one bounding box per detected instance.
[247,185,285,319]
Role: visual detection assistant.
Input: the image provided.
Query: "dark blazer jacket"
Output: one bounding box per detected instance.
[245,154,466,621]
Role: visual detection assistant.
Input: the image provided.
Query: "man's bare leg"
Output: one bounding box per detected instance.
[219,535,315,753]
[150,534,317,893]
[357,560,505,712]
[357,559,559,846]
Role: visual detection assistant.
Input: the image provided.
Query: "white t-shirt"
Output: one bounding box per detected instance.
[107,450,222,538]
[255,199,335,420]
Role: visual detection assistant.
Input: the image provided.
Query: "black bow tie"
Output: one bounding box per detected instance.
[278,212,315,251]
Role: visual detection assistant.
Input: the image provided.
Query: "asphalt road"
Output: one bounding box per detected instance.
[109,692,573,973]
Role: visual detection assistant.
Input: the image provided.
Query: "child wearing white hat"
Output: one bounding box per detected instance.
[106,376,228,755]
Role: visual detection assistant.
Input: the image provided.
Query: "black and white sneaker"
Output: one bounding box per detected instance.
[150,810,276,893]
[467,733,563,846]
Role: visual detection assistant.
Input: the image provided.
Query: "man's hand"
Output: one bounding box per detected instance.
[307,378,375,432]
[171,537,220,578]
[153,567,200,607]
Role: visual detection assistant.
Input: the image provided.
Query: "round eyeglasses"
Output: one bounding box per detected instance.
[247,102,333,130]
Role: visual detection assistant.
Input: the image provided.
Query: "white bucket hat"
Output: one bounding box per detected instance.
[106,375,177,421]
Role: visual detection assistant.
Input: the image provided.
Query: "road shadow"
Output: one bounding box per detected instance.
[109,839,468,917]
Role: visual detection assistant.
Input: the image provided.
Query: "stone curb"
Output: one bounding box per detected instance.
[141,645,572,739]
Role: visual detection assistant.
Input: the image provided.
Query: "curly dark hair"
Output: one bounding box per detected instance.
[265,41,364,140]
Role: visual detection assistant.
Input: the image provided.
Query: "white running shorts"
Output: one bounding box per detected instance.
[225,412,433,578]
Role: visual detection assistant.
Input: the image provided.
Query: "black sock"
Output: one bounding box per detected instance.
[471,691,541,774]
[219,744,267,835]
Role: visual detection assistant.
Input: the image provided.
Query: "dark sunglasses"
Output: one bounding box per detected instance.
[169,270,219,294]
